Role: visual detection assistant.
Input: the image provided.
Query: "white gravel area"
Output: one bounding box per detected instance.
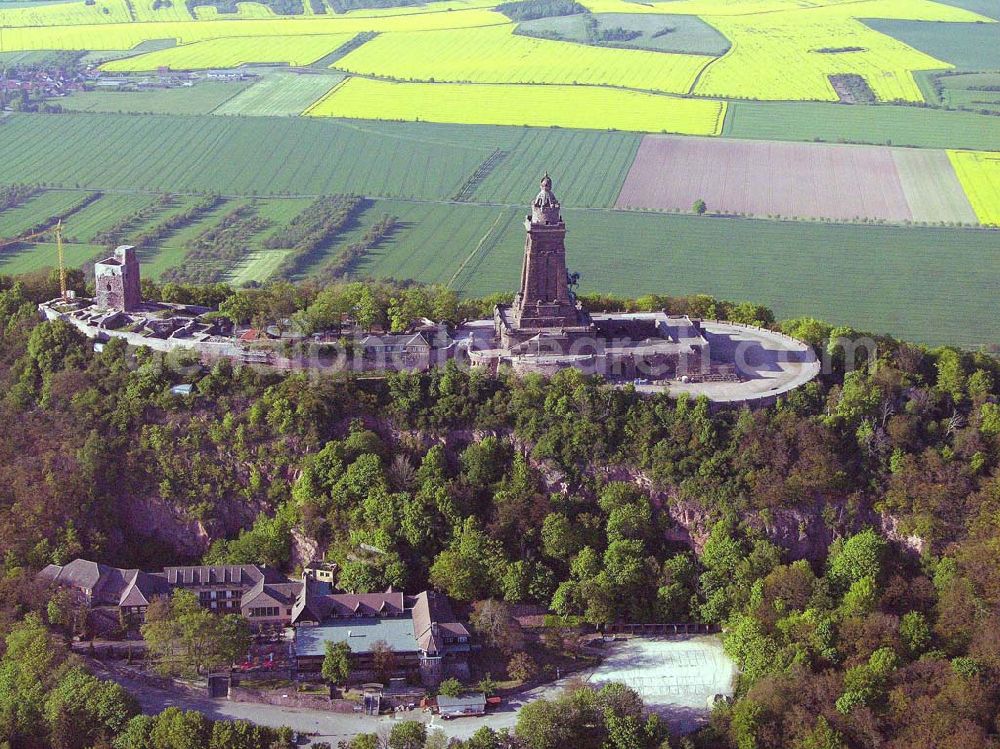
[587,635,737,733]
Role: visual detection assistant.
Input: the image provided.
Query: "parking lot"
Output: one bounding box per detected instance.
[587,636,737,733]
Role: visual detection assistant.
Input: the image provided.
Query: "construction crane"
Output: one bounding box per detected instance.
[0,221,69,300]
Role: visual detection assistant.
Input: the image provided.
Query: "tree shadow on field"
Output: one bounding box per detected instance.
[293,197,373,274]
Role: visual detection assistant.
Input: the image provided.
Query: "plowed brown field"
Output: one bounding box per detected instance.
[615,136,972,223]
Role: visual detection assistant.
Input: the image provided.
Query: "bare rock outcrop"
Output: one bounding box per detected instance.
[290,526,320,571]
[120,494,213,558]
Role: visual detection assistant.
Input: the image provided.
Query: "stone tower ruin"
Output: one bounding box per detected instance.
[94,245,141,312]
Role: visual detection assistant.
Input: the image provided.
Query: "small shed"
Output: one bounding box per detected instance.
[239,328,260,342]
[437,692,487,719]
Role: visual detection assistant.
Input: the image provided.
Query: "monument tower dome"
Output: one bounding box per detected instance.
[532,173,562,224]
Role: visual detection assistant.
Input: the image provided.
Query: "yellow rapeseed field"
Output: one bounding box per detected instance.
[695,13,937,101]
[304,76,727,134]
[100,33,355,70]
[578,0,993,102]
[0,0,498,26]
[0,7,507,52]
[948,151,1000,226]
[333,25,711,94]
[0,0,131,27]
[0,0,991,105]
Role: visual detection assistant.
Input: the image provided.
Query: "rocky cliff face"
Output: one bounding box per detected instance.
[531,456,923,560]
[123,423,923,570]
[113,491,267,562]
[119,494,214,560]
[290,527,319,570]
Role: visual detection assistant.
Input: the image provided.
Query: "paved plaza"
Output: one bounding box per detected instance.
[587,636,737,733]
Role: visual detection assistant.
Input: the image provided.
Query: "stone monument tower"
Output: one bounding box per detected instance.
[94,245,141,311]
[510,174,582,330]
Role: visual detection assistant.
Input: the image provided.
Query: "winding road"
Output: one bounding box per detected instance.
[101,669,577,744]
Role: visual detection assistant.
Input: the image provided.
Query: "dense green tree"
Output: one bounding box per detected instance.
[438,677,463,698]
[322,641,351,685]
[794,717,847,749]
[430,517,508,601]
[0,613,71,745]
[387,720,426,749]
[826,529,886,592]
[148,708,210,749]
[45,667,138,749]
[142,590,251,676]
[341,734,379,749]
[506,652,538,682]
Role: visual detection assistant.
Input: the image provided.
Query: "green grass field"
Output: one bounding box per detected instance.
[723,101,1000,151]
[456,209,1000,348]
[254,198,313,225]
[515,13,730,55]
[213,72,344,116]
[935,0,1000,21]
[0,49,71,65]
[0,190,88,236]
[134,245,190,280]
[132,198,252,279]
[944,88,1000,114]
[60,192,161,241]
[0,240,102,276]
[892,149,978,224]
[162,198,242,247]
[320,198,518,283]
[0,113,495,201]
[470,128,642,208]
[934,72,1000,115]
[864,20,1000,70]
[0,112,647,208]
[79,39,178,65]
[227,249,292,285]
[58,82,251,115]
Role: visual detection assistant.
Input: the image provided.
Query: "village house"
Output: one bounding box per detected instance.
[38,558,470,685]
[358,332,434,367]
[292,578,471,684]
[40,561,293,628]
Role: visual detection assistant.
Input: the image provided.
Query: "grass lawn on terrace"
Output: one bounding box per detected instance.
[227,249,291,286]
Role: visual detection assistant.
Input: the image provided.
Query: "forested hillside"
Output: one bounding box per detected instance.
[0,270,999,748]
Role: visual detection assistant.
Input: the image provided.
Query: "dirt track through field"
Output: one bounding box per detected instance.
[615,136,975,223]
